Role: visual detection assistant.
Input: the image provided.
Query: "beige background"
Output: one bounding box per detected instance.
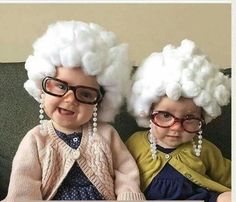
[0,3,231,68]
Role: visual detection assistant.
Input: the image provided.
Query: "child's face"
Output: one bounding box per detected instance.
[150,96,202,149]
[43,67,100,134]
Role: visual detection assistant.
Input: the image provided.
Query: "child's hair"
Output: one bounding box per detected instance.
[24,20,132,122]
[128,39,231,127]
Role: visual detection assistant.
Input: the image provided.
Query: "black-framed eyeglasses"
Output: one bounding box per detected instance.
[42,76,102,105]
[150,111,204,133]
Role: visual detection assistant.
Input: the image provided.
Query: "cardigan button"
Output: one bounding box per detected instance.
[165,154,171,159]
[73,150,80,159]
[73,137,79,142]
[185,173,192,179]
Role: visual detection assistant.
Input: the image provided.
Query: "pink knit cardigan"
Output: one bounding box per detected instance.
[4,120,145,201]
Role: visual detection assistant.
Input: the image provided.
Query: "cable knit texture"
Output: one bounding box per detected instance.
[3,120,145,201]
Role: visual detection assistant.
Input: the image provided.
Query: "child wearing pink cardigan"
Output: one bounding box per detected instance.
[4,21,145,201]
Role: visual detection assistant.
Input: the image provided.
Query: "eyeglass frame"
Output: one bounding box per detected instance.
[150,110,205,133]
[42,76,103,105]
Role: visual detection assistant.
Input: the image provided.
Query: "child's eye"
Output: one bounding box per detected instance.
[162,112,172,118]
[56,83,67,90]
[80,91,93,98]
[76,88,98,102]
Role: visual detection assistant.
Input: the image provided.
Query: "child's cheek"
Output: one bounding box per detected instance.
[43,96,59,118]
[151,125,168,138]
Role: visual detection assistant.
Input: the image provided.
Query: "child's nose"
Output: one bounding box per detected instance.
[63,90,77,103]
[170,121,184,131]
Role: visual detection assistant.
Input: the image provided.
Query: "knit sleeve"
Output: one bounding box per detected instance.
[202,139,231,188]
[4,130,42,201]
[110,129,145,200]
[126,131,145,160]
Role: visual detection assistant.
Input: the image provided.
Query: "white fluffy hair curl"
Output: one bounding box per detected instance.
[24,20,132,122]
[128,39,231,127]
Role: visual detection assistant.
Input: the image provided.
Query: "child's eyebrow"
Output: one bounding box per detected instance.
[184,114,199,118]
[183,111,202,118]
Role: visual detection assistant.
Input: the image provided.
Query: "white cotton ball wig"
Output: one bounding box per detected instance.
[128,39,231,127]
[24,20,132,122]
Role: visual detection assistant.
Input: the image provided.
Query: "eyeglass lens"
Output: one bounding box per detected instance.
[42,77,101,104]
[45,79,67,95]
[75,87,99,103]
[151,111,202,133]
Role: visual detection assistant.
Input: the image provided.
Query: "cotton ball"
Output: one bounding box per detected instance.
[214,72,227,86]
[203,112,213,124]
[97,64,125,89]
[136,117,150,128]
[48,51,62,67]
[162,44,175,56]
[222,76,231,92]
[60,46,81,67]
[182,81,200,98]
[127,95,136,113]
[112,44,130,71]
[75,38,95,56]
[137,109,149,118]
[179,39,196,56]
[204,100,222,119]
[170,70,181,83]
[132,80,145,95]
[194,78,205,89]
[205,78,217,92]
[193,90,211,107]
[134,96,153,117]
[24,80,41,102]
[73,22,89,37]
[25,55,56,81]
[199,64,214,80]
[89,22,104,33]
[53,21,75,43]
[214,85,230,106]
[100,31,117,48]
[188,55,204,72]
[106,44,127,69]
[153,82,166,97]
[181,68,194,83]
[34,35,62,67]
[194,67,211,88]
[166,82,181,100]
[141,85,162,106]
[98,92,122,122]
[33,34,53,56]
[35,38,61,67]
[107,90,123,107]
[82,52,103,75]
[75,34,95,55]
[97,65,119,87]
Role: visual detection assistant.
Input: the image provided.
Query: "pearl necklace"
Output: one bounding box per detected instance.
[149,130,203,159]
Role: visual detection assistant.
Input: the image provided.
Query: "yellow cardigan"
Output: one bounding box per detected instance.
[126,131,231,193]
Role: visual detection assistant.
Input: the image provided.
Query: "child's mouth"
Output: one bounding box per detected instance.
[166,135,180,139]
[58,107,75,115]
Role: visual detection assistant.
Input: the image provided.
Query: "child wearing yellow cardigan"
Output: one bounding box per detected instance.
[126,39,231,202]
